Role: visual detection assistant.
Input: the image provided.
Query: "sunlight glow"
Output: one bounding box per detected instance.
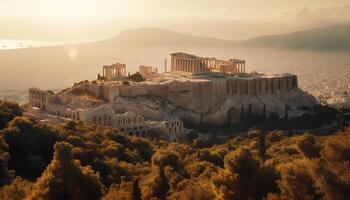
[68,49,78,60]
[42,0,134,20]
[45,0,97,19]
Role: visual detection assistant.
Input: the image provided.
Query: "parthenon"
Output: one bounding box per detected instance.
[103,63,126,81]
[171,52,245,74]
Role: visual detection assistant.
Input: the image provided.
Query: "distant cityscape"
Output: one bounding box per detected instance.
[297,67,350,109]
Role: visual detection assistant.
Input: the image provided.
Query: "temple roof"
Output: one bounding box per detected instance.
[170,52,202,59]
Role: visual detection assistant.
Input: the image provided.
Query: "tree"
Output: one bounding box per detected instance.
[28,142,105,200]
[3,117,59,179]
[0,134,10,186]
[0,100,22,129]
[277,160,319,200]
[223,147,260,199]
[63,121,77,131]
[127,72,145,82]
[296,133,321,159]
[0,177,33,200]
[259,128,266,162]
[141,166,170,200]
[132,178,141,200]
[308,134,350,200]
[151,150,180,171]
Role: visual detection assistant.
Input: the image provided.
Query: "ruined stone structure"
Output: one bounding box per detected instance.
[26,52,316,135]
[29,88,54,110]
[103,63,126,80]
[139,65,158,77]
[26,89,185,141]
[171,52,245,74]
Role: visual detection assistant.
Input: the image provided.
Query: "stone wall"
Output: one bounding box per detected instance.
[81,75,299,113]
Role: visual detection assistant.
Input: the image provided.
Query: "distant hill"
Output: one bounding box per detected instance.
[101,27,236,47]
[241,24,350,51]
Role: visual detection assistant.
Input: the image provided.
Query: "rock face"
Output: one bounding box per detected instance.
[60,72,317,125]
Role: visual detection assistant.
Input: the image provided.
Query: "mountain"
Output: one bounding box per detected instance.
[241,24,350,51]
[101,27,236,47]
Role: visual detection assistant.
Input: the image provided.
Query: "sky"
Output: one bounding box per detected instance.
[1,0,350,41]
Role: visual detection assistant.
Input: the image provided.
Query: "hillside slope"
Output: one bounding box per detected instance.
[241,24,350,51]
[101,27,236,47]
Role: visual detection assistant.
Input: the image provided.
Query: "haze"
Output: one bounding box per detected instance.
[1,0,350,41]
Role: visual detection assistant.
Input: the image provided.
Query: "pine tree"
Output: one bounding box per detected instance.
[28,142,105,200]
[259,128,266,162]
[132,178,141,200]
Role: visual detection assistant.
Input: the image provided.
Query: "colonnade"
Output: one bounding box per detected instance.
[171,58,202,73]
[103,63,126,80]
[170,53,246,74]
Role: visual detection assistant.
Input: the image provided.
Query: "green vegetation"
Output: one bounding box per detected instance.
[0,100,349,200]
[127,72,145,82]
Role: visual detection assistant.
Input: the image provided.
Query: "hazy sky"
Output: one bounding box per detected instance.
[1,0,350,41]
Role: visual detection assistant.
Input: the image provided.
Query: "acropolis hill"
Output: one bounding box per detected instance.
[26,52,316,139]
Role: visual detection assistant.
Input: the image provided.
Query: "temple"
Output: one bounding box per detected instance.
[171,52,245,74]
[102,63,126,80]
[139,65,158,77]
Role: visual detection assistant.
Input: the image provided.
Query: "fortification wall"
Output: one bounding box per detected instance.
[120,85,148,97]
[169,81,193,107]
[81,75,299,108]
[147,84,169,97]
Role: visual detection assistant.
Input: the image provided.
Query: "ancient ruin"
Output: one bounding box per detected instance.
[26,52,317,140]
[102,63,126,80]
[171,52,245,74]
[139,65,158,77]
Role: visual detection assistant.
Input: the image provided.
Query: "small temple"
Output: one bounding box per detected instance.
[102,63,126,81]
[139,65,158,77]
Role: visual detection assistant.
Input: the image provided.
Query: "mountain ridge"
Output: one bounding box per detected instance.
[240,24,350,51]
[100,27,236,47]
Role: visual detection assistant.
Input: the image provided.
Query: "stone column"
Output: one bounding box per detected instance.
[182,60,187,71]
[182,60,184,72]
[180,60,182,72]
[191,60,194,73]
[186,60,189,72]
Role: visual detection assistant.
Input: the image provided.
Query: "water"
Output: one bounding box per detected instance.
[0,40,67,50]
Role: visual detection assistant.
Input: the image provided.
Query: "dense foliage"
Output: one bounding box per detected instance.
[0,101,349,200]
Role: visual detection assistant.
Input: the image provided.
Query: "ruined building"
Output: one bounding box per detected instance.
[171,52,245,74]
[102,63,126,80]
[26,52,316,137]
[139,65,158,77]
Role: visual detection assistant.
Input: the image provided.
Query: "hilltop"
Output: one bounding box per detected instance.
[101,27,236,47]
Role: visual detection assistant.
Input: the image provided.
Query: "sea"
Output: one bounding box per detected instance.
[0,40,66,50]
